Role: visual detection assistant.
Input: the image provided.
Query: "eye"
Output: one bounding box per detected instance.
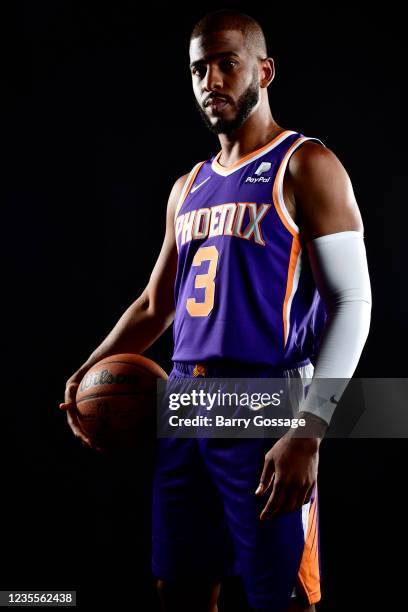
[192,66,206,78]
[221,59,238,71]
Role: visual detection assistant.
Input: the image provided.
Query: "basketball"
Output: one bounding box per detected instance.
[75,353,167,451]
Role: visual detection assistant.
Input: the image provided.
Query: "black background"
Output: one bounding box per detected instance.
[2,1,407,610]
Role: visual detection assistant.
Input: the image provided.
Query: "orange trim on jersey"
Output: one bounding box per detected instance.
[282,236,301,347]
[271,137,308,238]
[297,490,322,605]
[212,129,294,174]
[174,161,206,221]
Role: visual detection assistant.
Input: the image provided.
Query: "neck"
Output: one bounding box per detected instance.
[217,105,285,167]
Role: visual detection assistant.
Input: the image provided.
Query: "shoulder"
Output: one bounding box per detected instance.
[287,139,350,189]
[166,173,190,224]
[170,159,208,200]
[170,173,190,200]
[168,159,208,213]
[284,139,363,240]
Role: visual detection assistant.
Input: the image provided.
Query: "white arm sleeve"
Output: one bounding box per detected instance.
[298,230,372,424]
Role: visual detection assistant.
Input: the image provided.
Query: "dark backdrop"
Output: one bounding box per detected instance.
[2,2,407,610]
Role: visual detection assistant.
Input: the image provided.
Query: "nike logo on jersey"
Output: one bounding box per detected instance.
[191,176,211,193]
[175,202,271,247]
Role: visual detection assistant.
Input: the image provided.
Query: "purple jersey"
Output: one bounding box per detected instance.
[172,130,327,368]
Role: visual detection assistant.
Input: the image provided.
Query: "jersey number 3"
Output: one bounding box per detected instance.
[186,245,219,317]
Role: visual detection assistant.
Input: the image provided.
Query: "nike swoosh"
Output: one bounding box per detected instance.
[191,176,211,193]
[330,395,338,404]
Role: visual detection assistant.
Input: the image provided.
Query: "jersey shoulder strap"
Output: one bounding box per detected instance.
[272,133,326,236]
[174,160,207,219]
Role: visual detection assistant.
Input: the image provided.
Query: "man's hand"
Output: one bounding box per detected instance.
[59,377,93,449]
[255,414,326,519]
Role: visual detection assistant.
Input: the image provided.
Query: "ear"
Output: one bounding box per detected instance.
[259,57,275,88]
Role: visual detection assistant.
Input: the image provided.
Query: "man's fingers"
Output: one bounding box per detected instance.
[303,481,317,506]
[261,480,315,519]
[64,381,79,404]
[66,409,84,438]
[285,482,315,515]
[59,401,74,411]
[260,476,286,520]
[260,472,275,497]
[66,408,92,447]
[255,454,275,496]
[59,378,98,450]
[59,381,80,410]
[285,484,309,515]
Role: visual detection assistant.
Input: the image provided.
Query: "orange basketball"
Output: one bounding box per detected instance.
[75,353,167,451]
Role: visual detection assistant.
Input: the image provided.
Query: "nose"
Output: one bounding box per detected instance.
[202,64,223,93]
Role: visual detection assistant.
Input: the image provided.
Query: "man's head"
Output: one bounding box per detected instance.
[189,10,274,135]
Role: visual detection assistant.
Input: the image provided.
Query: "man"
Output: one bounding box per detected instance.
[60,10,371,612]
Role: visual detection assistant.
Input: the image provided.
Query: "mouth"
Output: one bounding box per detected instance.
[204,96,230,114]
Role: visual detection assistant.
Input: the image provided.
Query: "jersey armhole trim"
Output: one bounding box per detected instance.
[272,136,325,237]
[283,235,302,347]
[174,161,206,221]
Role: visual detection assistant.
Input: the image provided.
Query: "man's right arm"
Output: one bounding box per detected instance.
[59,173,188,443]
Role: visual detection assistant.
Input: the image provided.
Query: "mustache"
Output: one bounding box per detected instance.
[203,93,233,107]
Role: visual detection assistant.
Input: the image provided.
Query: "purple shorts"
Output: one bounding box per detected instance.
[152,360,321,611]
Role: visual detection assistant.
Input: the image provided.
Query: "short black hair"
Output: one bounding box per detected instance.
[190,9,268,58]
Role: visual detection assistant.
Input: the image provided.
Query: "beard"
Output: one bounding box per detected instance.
[195,70,260,135]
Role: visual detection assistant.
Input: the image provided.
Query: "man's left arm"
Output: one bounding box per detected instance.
[256,141,372,519]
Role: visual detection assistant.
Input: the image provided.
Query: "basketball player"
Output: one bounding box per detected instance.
[60,10,371,612]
